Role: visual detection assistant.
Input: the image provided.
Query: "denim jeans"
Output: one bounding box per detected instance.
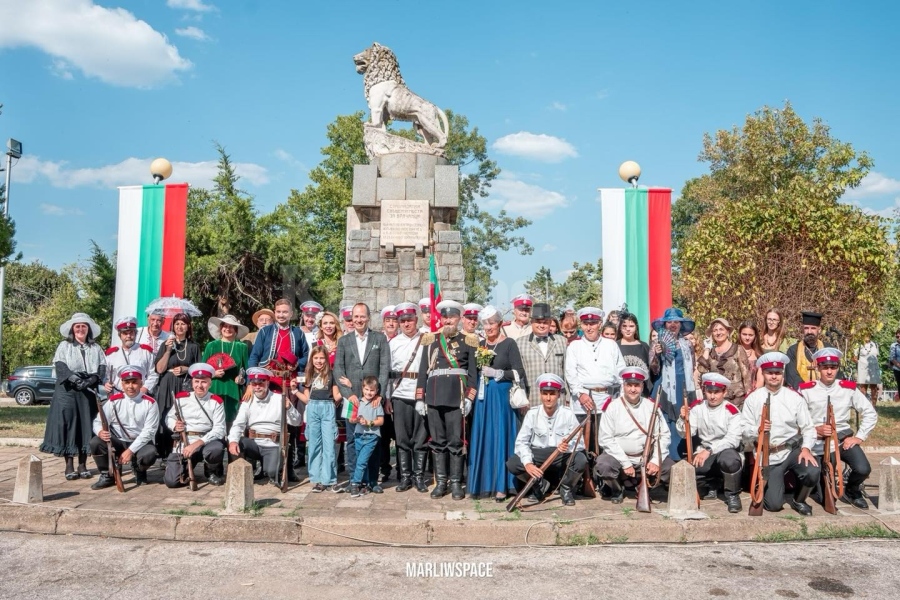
[352,432,380,486]
[306,400,337,485]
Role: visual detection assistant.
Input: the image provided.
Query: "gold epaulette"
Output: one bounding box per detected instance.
[464,333,479,347]
[421,332,435,345]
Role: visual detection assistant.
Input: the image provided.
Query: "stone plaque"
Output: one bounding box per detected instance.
[380,200,429,247]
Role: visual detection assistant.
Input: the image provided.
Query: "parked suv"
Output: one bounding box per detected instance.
[2,366,56,406]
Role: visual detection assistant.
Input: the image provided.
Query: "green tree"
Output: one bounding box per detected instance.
[78,241,116,346]
[524,266,562,308]
[0,182,17,268]
[677,103,888,339]
[558,260,603,309]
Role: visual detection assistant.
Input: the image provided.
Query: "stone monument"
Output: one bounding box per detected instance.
[342,43,465,326]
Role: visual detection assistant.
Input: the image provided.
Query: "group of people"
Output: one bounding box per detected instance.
[38,296,879,516]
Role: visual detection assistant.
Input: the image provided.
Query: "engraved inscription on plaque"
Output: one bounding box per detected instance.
[380,200,429,247]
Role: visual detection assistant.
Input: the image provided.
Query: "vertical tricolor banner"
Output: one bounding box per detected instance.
[429,253,443,332]
[112,184,189,328]
[599,187,672,335]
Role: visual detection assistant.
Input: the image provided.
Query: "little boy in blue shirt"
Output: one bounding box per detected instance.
[350,376,385,497]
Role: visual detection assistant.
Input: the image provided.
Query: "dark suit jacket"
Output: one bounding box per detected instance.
[248,324,309,371]
[333,329,391,398]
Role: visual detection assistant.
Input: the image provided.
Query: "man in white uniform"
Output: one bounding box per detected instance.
[105,316,158,396]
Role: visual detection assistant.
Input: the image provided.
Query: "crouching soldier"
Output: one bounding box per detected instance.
[677,372,743,513]
[228,367,302,485]
[166,363,227,486]
[800,348,878,509]
[91,365,159,489]
[596,366,673,503]
[506,374,586,506]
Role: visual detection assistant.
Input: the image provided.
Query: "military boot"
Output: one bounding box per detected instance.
[413,450,430,493]
[206,462,225,486]
[722,471,742,513]
[430,452,449,499]
[449,453,466,500]
[605,478,624,504]
[789,485,814,516]
[395,449,413,492]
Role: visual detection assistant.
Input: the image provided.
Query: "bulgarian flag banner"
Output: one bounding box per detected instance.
[599,187,672,335]
[112,184,189,328]
[429,253,442,332]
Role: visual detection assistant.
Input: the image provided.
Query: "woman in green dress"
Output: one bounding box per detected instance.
[203,315,249,425]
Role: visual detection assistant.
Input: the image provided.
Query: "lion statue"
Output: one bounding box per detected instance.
[353,42,449,148]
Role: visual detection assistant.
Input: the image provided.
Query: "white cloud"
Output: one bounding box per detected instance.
[273,149,308,172]
[487,174,569,219]
[857,197,900,220]
[548,101,567,112]
[0,0,192,88]
[492,132,578,163]
[16,156,269,189]
[167,0,216,11]
[40,203,84,217]
[843,172,900,201]
[175,26,210,41]
[542,243,557,252]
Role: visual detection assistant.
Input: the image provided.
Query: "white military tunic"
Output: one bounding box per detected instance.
[741,386,816,464]
[799,379,878,455]
[105,344,159,394]
[93,392,159,453]
[166,392,227,444]
[598,396,670,468]
[565,336,625,415]
[514,405,584,466]
[228,391,301,448]
[389,332,424,399]
[135,328,170,355]
[676,399,742,454]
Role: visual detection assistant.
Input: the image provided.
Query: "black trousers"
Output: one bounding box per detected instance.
[179,439,226,468]
[694,448,743,478]
[764,448,821,512]
[393,397,428,453]
[90,436,157,473]
[594,452,674,485]
[239,438,282,480]
[506,447,588,489]
[427,405,464,455]
[818,443,872,491]
[378,413,395,477]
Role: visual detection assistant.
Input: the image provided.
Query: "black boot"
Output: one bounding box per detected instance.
[134,468,148,486]
[722,471,742,513]
[605,478,624,504]
[449,453,465,500]
[91,472,116,490]
[430,452,449,499]
[206,462,225,486]
[413,450,430,493]
[559,485,576,506]
[842,486,869,509]
[395,449,413,492]
[789,485,814,516]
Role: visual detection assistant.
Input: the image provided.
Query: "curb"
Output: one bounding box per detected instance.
[2,502,899,547]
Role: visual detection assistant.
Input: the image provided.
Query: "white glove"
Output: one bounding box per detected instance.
[462,399,472,417]
[415,401,427,417]
[482,367,504,380]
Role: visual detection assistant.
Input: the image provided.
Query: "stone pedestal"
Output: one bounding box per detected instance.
[878,457,900,513]
[13,455,42,504]
[342,152,465,327]
[664,461,707,520]
[224,458,254,514]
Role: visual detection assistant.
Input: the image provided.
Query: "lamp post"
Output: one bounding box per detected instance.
[0,138,23,378]
[618,160,641,188]
[150,158,173,184]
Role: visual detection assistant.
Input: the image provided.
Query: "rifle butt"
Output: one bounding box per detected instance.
[822,470,838,515]
[636,470,651,513]
[114,467,125,493]
[748,501,764,517]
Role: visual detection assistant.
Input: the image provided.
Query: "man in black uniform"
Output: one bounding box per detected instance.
[416,300,478,500]
[785,311,824,390]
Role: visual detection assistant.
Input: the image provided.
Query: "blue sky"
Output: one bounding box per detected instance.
[1,0,899,308]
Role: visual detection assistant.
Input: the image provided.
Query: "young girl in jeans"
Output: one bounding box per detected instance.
[293,346,341,492]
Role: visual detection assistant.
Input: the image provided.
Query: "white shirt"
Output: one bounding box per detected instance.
[135,328,170,355]
[228,391,301,448]
[303,328,319,351]
[741,386,816,464]
[676,400,742,455]
[355,328,369,362]
[565,336,625,414]
[389,332,424,399]
[166,392,227,445]
[93,392,159,454]
[105,343,159,394]
[799,380,878,455]
[504,321,532,339]
[599,396,670,468]
[514,405,584,466]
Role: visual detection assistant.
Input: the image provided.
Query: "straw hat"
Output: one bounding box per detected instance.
[208,315,249,340]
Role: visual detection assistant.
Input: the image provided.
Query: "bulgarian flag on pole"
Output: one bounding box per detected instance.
[599,187,672,335]
[112,184,189,328]
[429,253,442,332]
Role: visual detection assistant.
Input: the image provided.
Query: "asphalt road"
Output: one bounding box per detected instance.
[0,531,896,599]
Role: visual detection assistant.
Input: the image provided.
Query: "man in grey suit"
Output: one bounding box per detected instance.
[333,303,391,492]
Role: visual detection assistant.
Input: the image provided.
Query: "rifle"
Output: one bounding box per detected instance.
[682,391,693,463]
[821,395,845,515]
[87,388,124,493]
[506,419,586,512]
[271,361,292,493]
[171,392,197,491]
[748,393,771,516]
[636,386,663,513]
[580,410,597,498]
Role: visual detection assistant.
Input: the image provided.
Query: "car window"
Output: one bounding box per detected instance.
[35,367,53,378]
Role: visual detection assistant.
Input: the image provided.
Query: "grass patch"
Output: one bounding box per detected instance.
[196,509,219,517]
[165,509,192,516]
[621,507,634,517]
[0,406,49,438]
[472,499,502,514]
[558,533,627,546]
[165,508,219,517]
[498,509,521,521]
[865,405,900,446]
[189,500,204,507]
[244,502,265,517]
[754,522,898,542]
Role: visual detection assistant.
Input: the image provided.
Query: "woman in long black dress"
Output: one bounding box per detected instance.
[40,313,107,480]
[154,313,200,457]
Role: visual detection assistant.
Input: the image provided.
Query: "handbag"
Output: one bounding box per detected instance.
[164,452,189,488]
[509,370,529,409]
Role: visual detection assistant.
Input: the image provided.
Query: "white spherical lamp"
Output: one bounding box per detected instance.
[150,158,173,184]
[618,161,641,186]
